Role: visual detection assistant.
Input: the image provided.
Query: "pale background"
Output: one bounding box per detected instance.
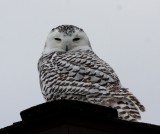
[0,0,160,128]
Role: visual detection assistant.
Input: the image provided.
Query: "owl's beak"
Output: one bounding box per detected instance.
[65,45,69,51]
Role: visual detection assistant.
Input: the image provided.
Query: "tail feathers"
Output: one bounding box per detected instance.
[113,98,141,121]
[121,88,145,112]
[109,87,145,121]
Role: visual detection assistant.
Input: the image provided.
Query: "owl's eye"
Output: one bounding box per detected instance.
[73,38,80,41]
[54,38,61,41]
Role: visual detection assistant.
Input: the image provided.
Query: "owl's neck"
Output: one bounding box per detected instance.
[70,46,92,52]
[42,46,92,55]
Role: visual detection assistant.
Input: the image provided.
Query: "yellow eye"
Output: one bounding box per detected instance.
[73,38,80,41]
[54,38,61,41]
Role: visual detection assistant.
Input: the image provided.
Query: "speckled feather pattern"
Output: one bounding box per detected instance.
[38,49,145,121]
[52,25,83,36]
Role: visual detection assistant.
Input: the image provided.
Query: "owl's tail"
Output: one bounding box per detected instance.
[122,88,145,112]
[112,88,145,121]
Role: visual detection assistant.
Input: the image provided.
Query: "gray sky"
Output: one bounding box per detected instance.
[0,0,160,128]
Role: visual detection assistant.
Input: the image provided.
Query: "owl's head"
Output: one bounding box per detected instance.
[43,25,92,54]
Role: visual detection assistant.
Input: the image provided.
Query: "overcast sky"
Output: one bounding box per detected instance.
[0,0,160,128]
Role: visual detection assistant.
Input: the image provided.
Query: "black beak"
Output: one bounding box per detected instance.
[66,46,69,51]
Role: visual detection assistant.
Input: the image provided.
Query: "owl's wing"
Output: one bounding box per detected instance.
[38,50,145,121]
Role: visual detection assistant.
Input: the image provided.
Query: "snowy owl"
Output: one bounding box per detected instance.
[38,25,145,121]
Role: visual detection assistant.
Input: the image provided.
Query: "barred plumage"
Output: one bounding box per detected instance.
[38,25,145,121]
